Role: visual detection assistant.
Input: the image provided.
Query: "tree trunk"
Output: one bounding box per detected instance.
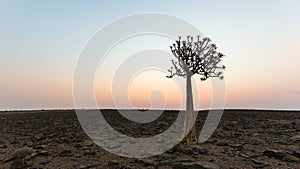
[181,72,198,143]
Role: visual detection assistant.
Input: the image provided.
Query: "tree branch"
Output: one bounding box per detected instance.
[167,35,225,80]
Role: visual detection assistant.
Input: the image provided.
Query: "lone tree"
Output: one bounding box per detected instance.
[167,35,225,143]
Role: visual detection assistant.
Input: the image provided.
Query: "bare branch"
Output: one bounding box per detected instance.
[167,35,226,80]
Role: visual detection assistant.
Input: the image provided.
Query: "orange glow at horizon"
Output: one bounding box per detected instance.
[95,70,218,110]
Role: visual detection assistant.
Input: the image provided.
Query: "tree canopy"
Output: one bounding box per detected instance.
[167,35,225,81]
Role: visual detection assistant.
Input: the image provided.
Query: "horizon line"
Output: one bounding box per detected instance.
[1,108,299,112]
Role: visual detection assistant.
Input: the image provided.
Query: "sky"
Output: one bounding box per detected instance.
[0,0,300,110]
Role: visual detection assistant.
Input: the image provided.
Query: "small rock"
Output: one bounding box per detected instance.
[74,153,81,158]
[0,144,7,148]
[205,139,217,144]
[0,149,6,154]
[0,139,4,144]
[167,144,181,153]
[284,154,300,162]
[9,140,19,145]
[39,160,51,165]
[182,145,208,155]
[157,121,169,128]
[155,153,174,161]
[241,154,250,158]
[263,150,286,159]
[251,158,262,165]
[4,147,35,163]
[172,161,219,169]
[34,133,44,140]
[108,160,121,169]
[226,121,239,128]
[74,143,83,148]
[136,159,154,166]
[38,150,48,156]
[291,151,300,158]
[290,135,300,142]
[79,163,101,169]
[84,150,96,156]
[59,149,72,157]
[31,149,48,158]
[83,140,94,147]
[155,159,193,167]
[251,158,269,167]
[230,144,243,151]
[295,119,300,131]
[11,158,27,169]
[58,137,68,143]
[181,146,194,155]
[25,141,33,147]
[33,144,47,149]
[216,141,229,146]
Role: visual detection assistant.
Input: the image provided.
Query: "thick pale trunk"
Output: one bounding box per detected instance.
[186,72,194,118]
[181,72,198,143]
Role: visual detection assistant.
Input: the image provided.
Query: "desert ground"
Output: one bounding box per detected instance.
[0,109,299,169]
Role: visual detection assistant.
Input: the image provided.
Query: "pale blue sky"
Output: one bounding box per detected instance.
[0,0,299,110]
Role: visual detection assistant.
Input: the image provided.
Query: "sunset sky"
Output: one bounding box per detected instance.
[1,0,299,110]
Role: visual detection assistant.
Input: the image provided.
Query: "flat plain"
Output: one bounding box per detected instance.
[0,109,299,169]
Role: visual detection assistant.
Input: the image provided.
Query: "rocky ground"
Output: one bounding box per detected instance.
[0,109,299,169]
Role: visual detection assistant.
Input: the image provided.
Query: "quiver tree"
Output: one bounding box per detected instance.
[167,35,225,143]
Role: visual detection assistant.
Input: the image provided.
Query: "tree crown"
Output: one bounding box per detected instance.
[167,35,225,81]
